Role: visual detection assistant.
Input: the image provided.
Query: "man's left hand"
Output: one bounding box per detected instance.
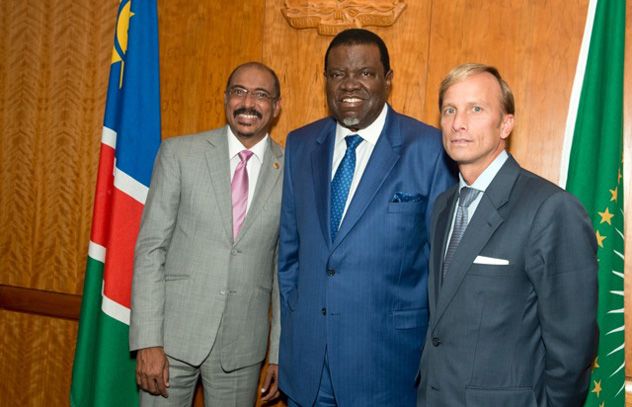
[260,363,279,403]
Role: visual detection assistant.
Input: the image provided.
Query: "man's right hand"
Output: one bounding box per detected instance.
[136,346,170,397]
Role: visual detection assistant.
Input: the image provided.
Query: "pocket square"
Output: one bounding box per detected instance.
[473,255,509,265]
[391,192,423,203]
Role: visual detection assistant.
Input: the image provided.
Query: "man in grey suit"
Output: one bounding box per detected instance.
[418,63,598,406]
[130,62,283,406]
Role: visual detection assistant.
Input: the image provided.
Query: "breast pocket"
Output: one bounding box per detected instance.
[468,263,519,278]
[385,199,428,254]
[387,200,426,214]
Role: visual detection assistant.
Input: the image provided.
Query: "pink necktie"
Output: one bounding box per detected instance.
[231,150,254,239]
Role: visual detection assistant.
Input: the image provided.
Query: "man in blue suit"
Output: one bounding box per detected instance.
[278,29,456,406]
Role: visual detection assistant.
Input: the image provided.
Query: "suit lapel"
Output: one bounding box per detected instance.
[205,129,233,242]
[433,156,521,326]
[235,139,283,244]
[311,119,337,247]
[428,189,457,315]
[333,108,401,249]
[433,196,504,324]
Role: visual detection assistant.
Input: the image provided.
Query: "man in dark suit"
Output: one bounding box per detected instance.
[417,63,598,406]
[278,29,455,406]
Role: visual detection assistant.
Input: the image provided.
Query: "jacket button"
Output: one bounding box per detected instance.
[231,249,239,255]
[321,307,327,315]
[432,337,441,347]
[327,268,335,276]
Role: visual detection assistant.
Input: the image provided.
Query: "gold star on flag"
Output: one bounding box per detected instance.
[618,168,622,183]
[609,187,618,202]
[592,356,600,370]
[592,379,602,397]
[598,208,614,225]
[595,231,606,248]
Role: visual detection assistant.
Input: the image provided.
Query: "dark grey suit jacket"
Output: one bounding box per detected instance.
[418,155,598,407]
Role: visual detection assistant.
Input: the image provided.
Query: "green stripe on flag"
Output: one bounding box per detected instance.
[71,257,104,406]
[71,257,139,407]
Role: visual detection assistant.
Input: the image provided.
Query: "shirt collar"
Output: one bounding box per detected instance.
[335,103,388,146]
[459,150,509,192]
[227,125,268,162]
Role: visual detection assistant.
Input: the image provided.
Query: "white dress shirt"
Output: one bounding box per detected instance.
[445,150,509,255]
[330,104,388,225]
[227,126,268,213]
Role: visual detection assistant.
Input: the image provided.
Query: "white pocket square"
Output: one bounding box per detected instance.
[473,255,509,265]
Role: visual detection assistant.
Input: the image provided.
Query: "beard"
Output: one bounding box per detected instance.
[341,116,360,128]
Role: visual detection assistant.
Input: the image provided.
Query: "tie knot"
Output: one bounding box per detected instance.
[458,187,479,208]
[238,150,254,162]
[345,134,363,151]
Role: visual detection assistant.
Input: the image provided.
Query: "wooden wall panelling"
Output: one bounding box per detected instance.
[0,310,78,406]
[158,0,266,138]
[0,0,117,293]
[0,0,117,405]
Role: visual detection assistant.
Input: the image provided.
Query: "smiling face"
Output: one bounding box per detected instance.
[325,43,392,131]
[224,65,280,148]
[440,72,514,184]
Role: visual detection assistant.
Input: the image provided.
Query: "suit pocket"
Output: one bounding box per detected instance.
[393,308,428,329]
[465,387,536,407]
[468,263,519,277]
[164,273,190,281]
[387,200,426,214]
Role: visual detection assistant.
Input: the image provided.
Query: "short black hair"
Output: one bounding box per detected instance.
[324,29,391,75]
[225,62,281,99]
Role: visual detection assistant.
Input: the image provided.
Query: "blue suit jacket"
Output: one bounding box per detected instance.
[278,106,456,406]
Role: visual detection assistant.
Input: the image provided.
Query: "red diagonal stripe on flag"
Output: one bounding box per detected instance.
[103,187,144,308]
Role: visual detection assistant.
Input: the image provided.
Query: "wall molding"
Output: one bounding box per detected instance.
[0,284,81,320]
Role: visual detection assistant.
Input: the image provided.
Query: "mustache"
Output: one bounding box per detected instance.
[234,108,262,119]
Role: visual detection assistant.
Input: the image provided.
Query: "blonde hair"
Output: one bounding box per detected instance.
[439,63,515,114]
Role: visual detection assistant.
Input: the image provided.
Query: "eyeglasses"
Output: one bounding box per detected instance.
[226,87,277,102]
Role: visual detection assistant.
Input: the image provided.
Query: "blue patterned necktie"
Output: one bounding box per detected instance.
[330,134,363,242]
[442,186,480,282]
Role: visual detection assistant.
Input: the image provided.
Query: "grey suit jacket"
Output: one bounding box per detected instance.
[418,155,597,407]
[129,127,283,370]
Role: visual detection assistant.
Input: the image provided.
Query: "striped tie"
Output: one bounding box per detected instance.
[442,187,480,282]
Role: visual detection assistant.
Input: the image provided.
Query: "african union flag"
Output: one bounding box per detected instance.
[70,0,161,405]
[560,0,625,405]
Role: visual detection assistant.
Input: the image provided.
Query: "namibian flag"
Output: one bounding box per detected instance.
[70,1,161,405]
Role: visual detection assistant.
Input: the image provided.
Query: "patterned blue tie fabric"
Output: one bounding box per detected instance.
[330,134,363,242]
[442,186,480,282]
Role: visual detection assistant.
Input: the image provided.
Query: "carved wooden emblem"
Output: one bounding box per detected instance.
[281,0,407,36]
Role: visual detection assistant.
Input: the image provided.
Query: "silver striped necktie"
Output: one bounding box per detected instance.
[442,187,480,282]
